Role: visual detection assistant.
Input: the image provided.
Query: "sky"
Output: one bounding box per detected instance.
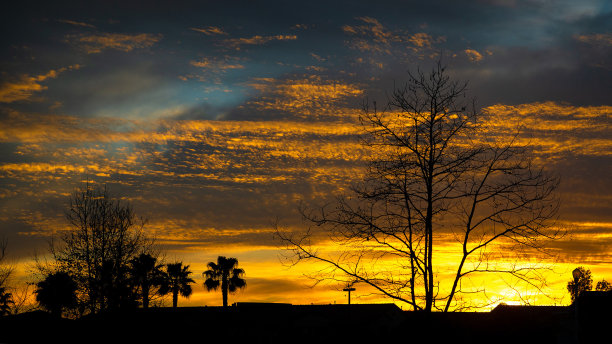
[1,0,611,308]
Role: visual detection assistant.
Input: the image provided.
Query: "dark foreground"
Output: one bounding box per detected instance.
[1,292,609,344]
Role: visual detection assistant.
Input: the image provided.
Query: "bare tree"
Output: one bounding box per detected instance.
[0,237,13,289]
[9,283,35,315]
[278,63,560,312]
[0,237,15,316]
[48,182,150,314]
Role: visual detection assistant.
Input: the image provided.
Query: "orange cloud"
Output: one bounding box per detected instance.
[191,26,228,36]
[343,18,443,57]
[223,34,297,49]
[0,65,81,103]
[464,49,483,62]
[245,76,363,119]
[69,33,162,54]
[58,19,96,29]
[342,17,397,54]
[574,33,612,46]
[190,58,245,70]
[408,32,434,48]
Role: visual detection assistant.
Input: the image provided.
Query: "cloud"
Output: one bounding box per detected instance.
[408,33,434,48]
[190,57,245,70]
[342,17,443,58]
[574,33,612,46]
[464,49,484,62]
[58,19,96,29]
[482,102,612,158]
[342,17,394,45]
[233,75,363,120]
[0,65,81,103]
[342,17,397,54]
[191,26,228,36]
[223,34,297,50]
[68,33,162,54]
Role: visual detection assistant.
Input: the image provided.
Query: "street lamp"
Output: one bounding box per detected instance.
[572,268,583,301]
[343,286,356,305]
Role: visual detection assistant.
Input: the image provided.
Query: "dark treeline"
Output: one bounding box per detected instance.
[20,182,246,318]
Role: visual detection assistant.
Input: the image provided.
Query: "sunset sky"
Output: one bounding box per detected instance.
[1,0,611,309]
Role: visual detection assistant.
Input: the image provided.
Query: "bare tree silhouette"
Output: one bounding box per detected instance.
[0,237,13,293]
[278,62,560,312]
[162,262,194,308]
[45,182,151,314]
[0,237,14,316]
[204,256,246,307]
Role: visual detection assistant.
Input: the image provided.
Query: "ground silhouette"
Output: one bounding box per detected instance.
[1,291,610,344]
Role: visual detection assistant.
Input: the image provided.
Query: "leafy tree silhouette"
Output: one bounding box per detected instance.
[203,256,246,307]
[162,262,194,308]
[130,253,166,308]
[595,279,611,291]
[0,287,14,316]
[567,266,593,303]
[35,271,77,318]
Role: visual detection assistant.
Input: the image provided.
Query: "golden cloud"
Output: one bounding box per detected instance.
[0,65,81,103]
[574,33,612,46]
[58,19,96,29]
[343,18,443,57]
[190,58,244,70]
[343,17,393,44]
[223,34,297,50]
[408,33,434,48]
[191,26,228,36]
[342,17,397,54]
[69,33,162,54]
[245,75,363,119]
[464,49,484,62]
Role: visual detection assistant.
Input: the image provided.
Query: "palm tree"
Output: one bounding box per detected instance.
[130,253,166,308]
[203,256,246,307]
[34,271,77,318]
[163,262,194,308]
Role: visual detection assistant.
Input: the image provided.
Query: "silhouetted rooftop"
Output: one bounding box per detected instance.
[2,300,609,344]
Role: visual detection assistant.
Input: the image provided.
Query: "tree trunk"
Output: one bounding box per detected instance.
[142,284,149,308]
[172,289,178,308]
[222,276,228,307]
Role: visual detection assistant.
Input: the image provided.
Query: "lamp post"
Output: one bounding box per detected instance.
[343,286,355,305]
[572,268,583,301]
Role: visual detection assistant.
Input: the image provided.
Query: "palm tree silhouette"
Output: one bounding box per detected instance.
[130,253,166,308]
[163,262,194,308]
[203,256,246,307]
[34,271,77,318]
